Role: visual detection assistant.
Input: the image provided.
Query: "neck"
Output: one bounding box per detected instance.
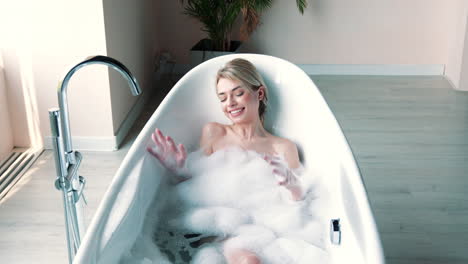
[231,119,267,140]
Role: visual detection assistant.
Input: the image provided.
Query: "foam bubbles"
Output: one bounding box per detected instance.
[157,147,331,263]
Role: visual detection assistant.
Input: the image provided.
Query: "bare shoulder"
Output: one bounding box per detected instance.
[202,122,226,138]
[200,122,226,154]
[272,136,301,169]
[273,137,298,156]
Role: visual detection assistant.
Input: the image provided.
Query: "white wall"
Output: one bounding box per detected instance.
[446,0,468,91]
[159,0,462,67]
[0,0,158,151]
[33,1,113,142]
[157,0,206,64]
[458,15,468,91]
[0,65,13,161]
[0,49,33,148]
[103,0,159,136]
[0,0,113,150]
[444,0,468,90]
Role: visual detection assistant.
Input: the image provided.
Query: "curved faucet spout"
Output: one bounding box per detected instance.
[58,55,142,163]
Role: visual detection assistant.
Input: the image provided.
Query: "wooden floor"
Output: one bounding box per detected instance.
[314,75,468,264]
[1,75,467,264]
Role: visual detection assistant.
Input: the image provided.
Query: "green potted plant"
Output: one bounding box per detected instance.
[181,0,307,66]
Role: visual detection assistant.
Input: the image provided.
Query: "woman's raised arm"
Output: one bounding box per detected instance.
[147,128,189,183]
[265,140,304,200]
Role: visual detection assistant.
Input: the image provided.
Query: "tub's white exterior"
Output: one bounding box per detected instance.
[73,54,385,263]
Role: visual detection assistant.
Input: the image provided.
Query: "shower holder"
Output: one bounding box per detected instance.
[330,218,341,245]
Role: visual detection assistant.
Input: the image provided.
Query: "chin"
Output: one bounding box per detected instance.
[230,117,253,125]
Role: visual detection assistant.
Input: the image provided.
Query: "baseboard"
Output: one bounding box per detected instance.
[298,64,445,76]
[169,63,445,76]
[44,136,118,151]
[444,75,459,91]
[44,93,147,152]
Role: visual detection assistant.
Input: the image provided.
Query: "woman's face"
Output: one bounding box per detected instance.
[216,77,262,124]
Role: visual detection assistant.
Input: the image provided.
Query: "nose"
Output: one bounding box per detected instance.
[227,95,237,107]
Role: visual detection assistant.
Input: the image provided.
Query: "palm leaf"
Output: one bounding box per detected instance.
[296,0,307,14]
[180,0,308,51]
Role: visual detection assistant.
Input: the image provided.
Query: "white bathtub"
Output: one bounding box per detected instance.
[73,54,385,263]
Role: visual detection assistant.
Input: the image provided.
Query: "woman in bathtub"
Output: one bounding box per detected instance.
[147,58,304,264]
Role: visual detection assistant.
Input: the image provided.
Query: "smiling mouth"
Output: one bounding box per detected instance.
[229,107,245,117]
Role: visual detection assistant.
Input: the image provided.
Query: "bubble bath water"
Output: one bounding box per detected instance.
[125,147,332,264]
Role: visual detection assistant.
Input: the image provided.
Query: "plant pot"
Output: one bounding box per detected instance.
[190,38,242,68]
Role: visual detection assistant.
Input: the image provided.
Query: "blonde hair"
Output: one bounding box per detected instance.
[216,58,268,122]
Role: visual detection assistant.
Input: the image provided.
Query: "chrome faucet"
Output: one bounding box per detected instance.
[58,55,141,164]
[48,55,141,263]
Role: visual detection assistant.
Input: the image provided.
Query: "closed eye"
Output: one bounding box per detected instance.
[236,92,244,97]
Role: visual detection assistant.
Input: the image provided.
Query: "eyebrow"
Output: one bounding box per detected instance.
[218,86,242,96]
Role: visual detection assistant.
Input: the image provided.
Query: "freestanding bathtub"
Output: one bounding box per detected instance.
[73,54,385,263]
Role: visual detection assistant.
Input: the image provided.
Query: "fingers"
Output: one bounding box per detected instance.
[146,146,162,161]
[272,165,287,176]
[152,129,178,155]
[273,168,286,183]
[269,160,282,167]
[156,128,167,145]
[152,128,166,151]
[263,154,282,162]
[148,128,188,173]
[263,153,289,184]
[176,144,187,168]
[267,157,287,173]
[155,128,164,138]
[153,129,178,152]
[166,136,177,152]
[151,133,163,154]
[273,168,288,185]
[146,146,154,155]
[177,144,187,164]
[263,154,279,161]
[179,144,187,158]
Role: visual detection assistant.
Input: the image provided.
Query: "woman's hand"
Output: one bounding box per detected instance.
[146,128,187,176]
[263,154,297,186]
[264,154,303,200]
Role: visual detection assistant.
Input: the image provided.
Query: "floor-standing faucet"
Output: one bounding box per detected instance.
[59,55,141,164]
[48,56,141,264]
